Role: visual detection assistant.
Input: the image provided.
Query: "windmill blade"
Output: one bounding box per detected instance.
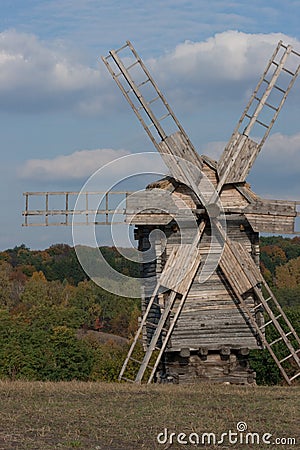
[217,41,300,190]
[219,239,300,385]
[118,230,203,384]
[102,42,204,197]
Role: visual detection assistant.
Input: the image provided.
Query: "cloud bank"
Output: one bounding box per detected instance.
[1,29,299,114]
[151,30,300,108]
[20,131,300,192]
[0,29,109,113]
[19,148,167,182]
[19,148,130,181]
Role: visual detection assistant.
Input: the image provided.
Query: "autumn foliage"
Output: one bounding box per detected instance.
[0,244,139,381]
[0,239,299,384]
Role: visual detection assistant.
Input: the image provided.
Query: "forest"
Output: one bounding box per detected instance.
[0,237,299,385]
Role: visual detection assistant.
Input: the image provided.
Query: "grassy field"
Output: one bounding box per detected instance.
[0,381,299,449]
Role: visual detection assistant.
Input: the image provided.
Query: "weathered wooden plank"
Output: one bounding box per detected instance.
[219,242,254,295]
[158,131,203,170]
[125,183,200,224]
[245,213,296,233]
[172,185,198,209]
[245,199,297,216]
[219,185,249,208]
[170,336,258,351]
[230,241,262,287]
[201,159,218,186]
[235,184,258,203]
[126,214,172,225]
[217,131,260,185]
[158,133,212,206]
[159,243,201,294]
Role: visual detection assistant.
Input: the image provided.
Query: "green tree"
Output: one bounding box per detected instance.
[48,326,93,381]
[0,262,13,308]
[20,271,49,308]
[250,308,300,385]
[88,339,127,382]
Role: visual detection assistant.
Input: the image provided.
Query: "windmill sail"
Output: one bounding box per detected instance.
[217,41,300,189]
[219,241,300,385]
[102,42,206,199]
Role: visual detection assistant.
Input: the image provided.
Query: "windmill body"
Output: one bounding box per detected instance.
[129,176,263,384]
[23,40,300,385]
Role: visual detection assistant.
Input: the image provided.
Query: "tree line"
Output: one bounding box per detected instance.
[0,244,139,381]
[0,239,299,384]
[260,236,300,308]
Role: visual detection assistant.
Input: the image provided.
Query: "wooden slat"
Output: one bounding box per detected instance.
[125,185,199,224]
[158,135,205,200]
[217,132,259,185]
[245,199,297,216]
[158,131,203,170]
[23,190,131,226]
[159,243,201,294]
[201,159,218,187]
[219,241,262,295]
[126,214,172,225]
[163,220,261,351]
[219,184,249,208]
[245,214,296,233]
[232,241,263,287]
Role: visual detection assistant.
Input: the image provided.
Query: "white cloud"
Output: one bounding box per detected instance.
[149,30,300,108]
[20,148,131,181]
[0,29,110,113]
[19,148,168,182]
[20,131,300,192]
[1,29,299,115]
[155,30,299,80]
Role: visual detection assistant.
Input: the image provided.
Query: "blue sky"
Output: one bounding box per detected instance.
[1,0,300,250]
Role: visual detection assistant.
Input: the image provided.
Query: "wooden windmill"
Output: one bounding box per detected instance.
[23,41,300,385]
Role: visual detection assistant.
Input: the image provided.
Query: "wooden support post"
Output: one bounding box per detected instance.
[65,193,69,225]
[45,193,49,226]
[86,192,89,225]
[106,192,109,225]
[25,194,28,226]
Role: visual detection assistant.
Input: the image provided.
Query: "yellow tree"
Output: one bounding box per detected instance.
[276,256,300,289]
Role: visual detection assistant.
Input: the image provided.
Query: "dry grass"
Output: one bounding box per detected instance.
[0,381,299,449]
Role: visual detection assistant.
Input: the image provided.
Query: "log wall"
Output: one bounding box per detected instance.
[133,178,263,384]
